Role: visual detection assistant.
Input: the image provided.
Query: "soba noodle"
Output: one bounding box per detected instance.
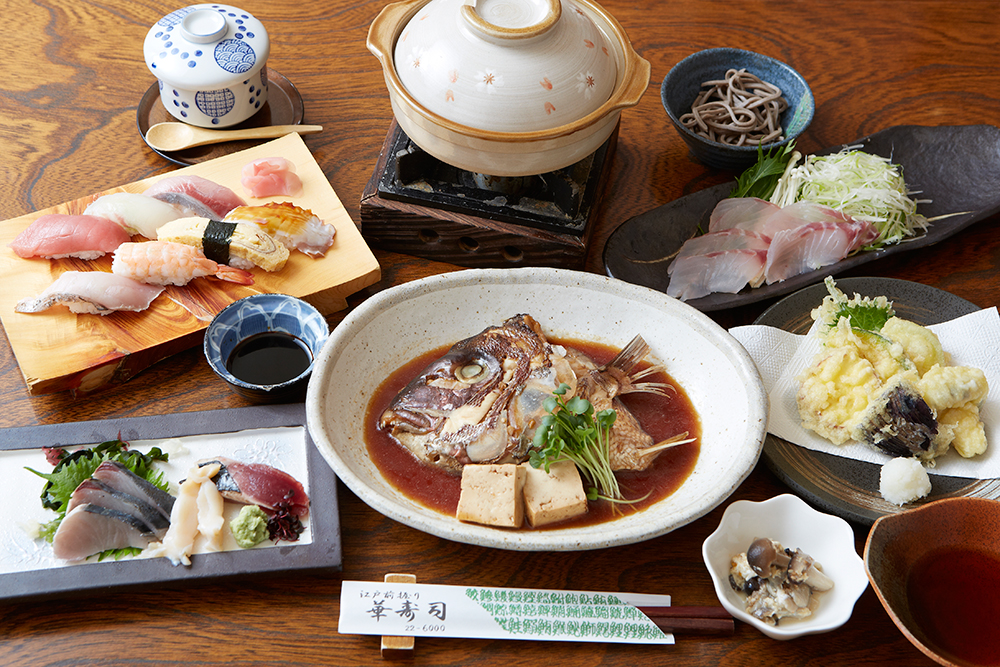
[679,68,789,146]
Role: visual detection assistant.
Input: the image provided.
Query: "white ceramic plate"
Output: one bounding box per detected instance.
[305,268,767,551]
[702,494,869,640]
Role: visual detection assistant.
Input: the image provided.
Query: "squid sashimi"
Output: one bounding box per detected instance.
[764,219,878,284]
[156,216,288,272]
[8,213,130,260]
[666,248,768,301]
[241,157,303,198]
[708,197,780,234]
[111,241,254,286]
[83,192,186,239]
[14,271,165,315]
[143,175,246,219]
[224,202,335,257]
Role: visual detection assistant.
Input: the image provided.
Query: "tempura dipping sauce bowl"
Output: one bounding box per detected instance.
[864,497,1000,666]
[204,294,329,403]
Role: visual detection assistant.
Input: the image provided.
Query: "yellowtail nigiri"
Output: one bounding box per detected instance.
[156,216,288,272]
[223,202,335,257]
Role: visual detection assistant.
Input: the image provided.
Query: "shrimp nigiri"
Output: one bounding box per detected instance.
[9,214,130,260]
[224,202,335,257]
[111,241,254,286]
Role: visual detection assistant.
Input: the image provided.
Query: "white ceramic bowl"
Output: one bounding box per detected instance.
[702,494,869,640]
[305,267,767,551]
[144,4,270,128]
[367,0,650,176]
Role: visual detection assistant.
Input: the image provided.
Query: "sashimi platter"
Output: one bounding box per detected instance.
[0,133,381,395]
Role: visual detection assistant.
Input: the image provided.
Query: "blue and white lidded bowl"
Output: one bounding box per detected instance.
[144,4,270,128]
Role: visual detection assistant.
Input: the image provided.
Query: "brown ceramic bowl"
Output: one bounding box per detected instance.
[864,497,1000,667]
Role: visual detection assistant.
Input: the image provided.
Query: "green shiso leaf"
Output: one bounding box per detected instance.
[729,142,798,200]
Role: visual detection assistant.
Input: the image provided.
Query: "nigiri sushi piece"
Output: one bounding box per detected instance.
[666,248,768,301]
[112,241,254,286]
[149,191,221,220]
[764,218,878,284]
[156,216,289,272]
[9,213,131,260]
[199,456,309,517]
[15,271,165,315]
[52,503,161,561]
[241,157,303,198]
[143,175,246,219]
[224,202,335,257]
[83,192,185,239]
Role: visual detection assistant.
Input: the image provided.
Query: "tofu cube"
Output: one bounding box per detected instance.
[456,464,526,528]
[521,460,588,527]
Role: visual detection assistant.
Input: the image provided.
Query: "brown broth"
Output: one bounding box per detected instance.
[906,546,1000,665]
[364,339,701,529]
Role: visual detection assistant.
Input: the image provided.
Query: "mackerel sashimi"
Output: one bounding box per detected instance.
[9,214,130,259]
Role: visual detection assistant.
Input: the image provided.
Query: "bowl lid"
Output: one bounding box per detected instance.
[144,4,270,89]
[393,0,618,133]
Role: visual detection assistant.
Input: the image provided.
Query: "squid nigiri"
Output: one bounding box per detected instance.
[111,241,254,286]
[9,214,130,259]
[224,202,335,257]
[156,216,288,272]
[83,192,185,239]
[15,271,165,315]
[143,175,246,219]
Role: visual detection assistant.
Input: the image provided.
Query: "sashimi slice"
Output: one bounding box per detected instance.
[754,201,861,238]
[666,248,768,301]
[9,214,130,260]
[708,197,781,234]
[764,218,878,284]
[241,157,303,198]
[202,456,309,517]
[672,228,771,264]
[14,271,165,315]
[52,503,159,561]
[66,478,170,538]
[83,192,185,239]
[147,461,221,566]
[92,460,175,521]
[143,175,246,219]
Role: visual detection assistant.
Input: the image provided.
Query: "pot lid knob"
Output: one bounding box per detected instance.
[180,9,228,43]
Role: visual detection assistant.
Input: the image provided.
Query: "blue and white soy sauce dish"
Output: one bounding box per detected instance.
[144,4,270,128]
[204,294,329,403]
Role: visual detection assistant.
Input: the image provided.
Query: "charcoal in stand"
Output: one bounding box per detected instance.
[360,121,617,269]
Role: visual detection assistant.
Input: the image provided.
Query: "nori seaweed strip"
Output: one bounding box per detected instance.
[203,220,237,265]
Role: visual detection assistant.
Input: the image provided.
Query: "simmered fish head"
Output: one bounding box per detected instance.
[379,314,571,474]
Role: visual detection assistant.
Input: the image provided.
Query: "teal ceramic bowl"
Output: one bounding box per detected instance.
[661,48,814,171]
[204,293,329,403]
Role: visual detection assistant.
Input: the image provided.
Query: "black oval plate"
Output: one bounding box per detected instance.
[604,125,1000,311]
[756,276,1000,526]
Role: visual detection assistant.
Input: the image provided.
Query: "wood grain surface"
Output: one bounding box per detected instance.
[2,0,999,665]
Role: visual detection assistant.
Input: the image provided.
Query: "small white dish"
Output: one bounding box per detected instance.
[702,494,868,640]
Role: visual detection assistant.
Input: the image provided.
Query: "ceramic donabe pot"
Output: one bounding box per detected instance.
[144,4,270,128]
[368,0,650,176]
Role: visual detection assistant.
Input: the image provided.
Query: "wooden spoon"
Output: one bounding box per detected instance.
[144,122,323,152]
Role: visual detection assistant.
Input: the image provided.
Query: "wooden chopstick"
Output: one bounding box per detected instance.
[636,606,735,635]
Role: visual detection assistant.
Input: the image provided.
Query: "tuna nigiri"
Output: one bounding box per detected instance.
[143,175,246,219]
[156,216,289,272]
[224,202,335,257]
[15,271,165,315]
[9,213,130,260]
[111,241,254,286]
[83,192,186,239]
[241,157,303,198]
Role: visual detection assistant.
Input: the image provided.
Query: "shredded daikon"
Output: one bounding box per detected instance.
[769,147,929,249]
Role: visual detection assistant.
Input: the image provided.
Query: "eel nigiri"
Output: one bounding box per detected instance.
[224,202,335,257]
[9,214,131,260]
[83,192,186,239]
[143,175,246,219]
[111,241,254,286]
[156,216,289,272]
[15,271,165,315]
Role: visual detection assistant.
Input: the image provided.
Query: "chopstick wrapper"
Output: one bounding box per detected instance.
[729,307,1000,478]
[339,581,675,644]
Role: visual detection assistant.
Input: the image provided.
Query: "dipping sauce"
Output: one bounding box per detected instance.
[226,332,312,385]
[906,546,1000,666]
[365,339,701,528]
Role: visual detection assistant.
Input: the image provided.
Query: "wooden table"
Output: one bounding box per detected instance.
[2,0,997,664]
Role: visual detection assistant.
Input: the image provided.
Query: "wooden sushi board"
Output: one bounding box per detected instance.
[0,133,381,396]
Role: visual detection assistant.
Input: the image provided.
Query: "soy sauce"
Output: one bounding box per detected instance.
[227,332,312,385]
